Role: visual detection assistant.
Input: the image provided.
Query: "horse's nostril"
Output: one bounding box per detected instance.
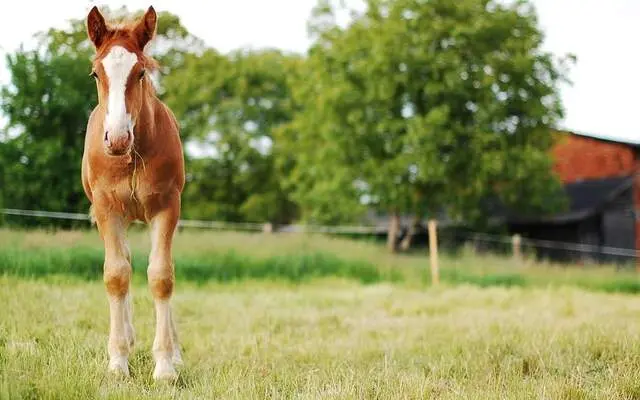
[104,131,109,142]
[126,130,132,141]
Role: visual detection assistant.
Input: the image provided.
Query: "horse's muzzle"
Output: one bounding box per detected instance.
[104,130,132,156]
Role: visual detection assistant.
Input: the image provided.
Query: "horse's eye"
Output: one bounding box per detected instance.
[139,69,146,80]
[90,71,98,80]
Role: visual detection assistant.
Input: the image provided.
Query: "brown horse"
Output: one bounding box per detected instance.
[82,6,185,381]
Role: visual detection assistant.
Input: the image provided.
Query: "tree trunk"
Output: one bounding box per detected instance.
[387,211,400,253]
[399,214,421,251]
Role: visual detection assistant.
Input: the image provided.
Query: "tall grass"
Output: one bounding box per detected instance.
[0,246,389,285]
[0,227,639,293]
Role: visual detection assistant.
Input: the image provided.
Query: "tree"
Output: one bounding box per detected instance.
[0,7,200,226]
[0,34,96,221]
[280,0,573,251]
[163,48,302,224]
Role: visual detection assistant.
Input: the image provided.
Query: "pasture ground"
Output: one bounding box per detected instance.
[2,228,640,398]
[4,278,640,399]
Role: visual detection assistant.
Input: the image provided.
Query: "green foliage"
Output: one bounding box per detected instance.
[163,49,301,223]
[280,0,573,226]
[0,32,96,222]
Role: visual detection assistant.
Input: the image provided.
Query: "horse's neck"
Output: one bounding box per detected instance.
[134,92,159,152]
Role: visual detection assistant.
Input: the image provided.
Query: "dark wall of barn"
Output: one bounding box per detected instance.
[507,186,635,266]
[509,221,583,263]
[601,186,635,263]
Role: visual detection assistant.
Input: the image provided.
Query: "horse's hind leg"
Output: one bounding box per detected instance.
[147,197,181,381]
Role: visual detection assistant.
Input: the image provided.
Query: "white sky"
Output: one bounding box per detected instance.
[0,0,638,143]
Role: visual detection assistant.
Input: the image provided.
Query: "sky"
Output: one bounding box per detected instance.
[0,0,638,144]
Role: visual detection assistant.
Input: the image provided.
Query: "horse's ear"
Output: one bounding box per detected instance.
[86,6,110,48]
[134,6,157,50]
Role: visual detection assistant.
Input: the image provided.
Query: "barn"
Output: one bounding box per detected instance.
[362,129,640,266]
[503,129,640,265]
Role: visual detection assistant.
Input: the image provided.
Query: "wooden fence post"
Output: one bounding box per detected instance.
[512,234,522,264]
[262,223,273,234]
[428,219,439,285]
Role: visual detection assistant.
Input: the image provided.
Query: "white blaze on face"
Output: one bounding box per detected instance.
[102,46,137,137]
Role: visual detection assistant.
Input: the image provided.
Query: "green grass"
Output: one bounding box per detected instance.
[0,227,638,294]
[4,277,640,398]
[0,246,387,285]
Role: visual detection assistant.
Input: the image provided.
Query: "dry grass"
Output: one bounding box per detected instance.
[3,276,640,399]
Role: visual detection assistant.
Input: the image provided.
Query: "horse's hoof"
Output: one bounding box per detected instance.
[153,360,177,381]
[108,356,130,378]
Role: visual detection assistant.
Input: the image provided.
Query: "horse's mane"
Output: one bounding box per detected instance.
[93,13,160,73]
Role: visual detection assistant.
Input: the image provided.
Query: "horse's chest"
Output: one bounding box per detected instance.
[91,165,168,222]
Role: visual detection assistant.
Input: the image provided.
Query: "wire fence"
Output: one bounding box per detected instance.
[2,208,638,265]
[445,230,638,258]
[0,208,386,234]
[444,232,640,258]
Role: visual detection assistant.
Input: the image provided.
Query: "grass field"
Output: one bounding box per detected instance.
[3,228,640,398]
[4,278,640,399]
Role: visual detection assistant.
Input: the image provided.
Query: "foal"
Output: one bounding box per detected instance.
[81,6,185,381]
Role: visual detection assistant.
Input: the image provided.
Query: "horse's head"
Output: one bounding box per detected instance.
[86,6,157,156]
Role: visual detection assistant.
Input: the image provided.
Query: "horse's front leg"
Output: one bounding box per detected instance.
[123,249,135,350]
[95,210,133,377]
[147,196,181,381]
